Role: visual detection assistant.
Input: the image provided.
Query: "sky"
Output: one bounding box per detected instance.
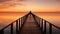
[0,0,60,12]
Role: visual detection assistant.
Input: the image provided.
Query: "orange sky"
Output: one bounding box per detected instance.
[0,0,60,12]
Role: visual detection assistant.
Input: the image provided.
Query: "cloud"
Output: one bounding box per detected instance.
[0,0,25,3]
[0,0,11,2]
[0,0,25,9]
[19,0,25,1]
[0,0,60,10]
[55,0,60,2]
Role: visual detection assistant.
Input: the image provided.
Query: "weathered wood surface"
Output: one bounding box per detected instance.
[20,15,43,34]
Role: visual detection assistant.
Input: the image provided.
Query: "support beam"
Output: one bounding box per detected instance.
[49,23,52,34]
[11,23,13,34]
[41,19,43,30]
[0,30,4,34]
[21,18,22,25]
[39,19,40,27]
[19,18,20,31]
[16,20,19,34]
[44,20,46,34]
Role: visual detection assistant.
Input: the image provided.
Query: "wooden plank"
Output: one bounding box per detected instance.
[20,15,43,34]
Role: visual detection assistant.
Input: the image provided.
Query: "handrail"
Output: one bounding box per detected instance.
[46,20,60,29]
[32,13,60,30]
[0,12,29,34]
[31,12,60,34]
[0,11,60,34]
[0,19,19,30]
[0,12,29,31]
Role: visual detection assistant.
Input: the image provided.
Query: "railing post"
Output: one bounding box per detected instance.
[18,18,20,34]
[23,17,24,23]
[16,20,19,34]
[32,14,35,19]
[19,18,20,31]
[41,19,43,30]
[11,23,13,34]
[44,20,46,34]
[49,23,52,34]
[39,19,40,27]
[21,17,24,26]
[21,17,22,25]
[40,18,41,28]
[22,17,24,24]
[38,17,40,27]
[0,30,4,34]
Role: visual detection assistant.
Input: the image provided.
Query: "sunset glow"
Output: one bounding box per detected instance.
[0,0,60,32]
[0,0,60,12]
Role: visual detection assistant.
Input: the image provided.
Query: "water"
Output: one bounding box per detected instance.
[0,12,60,28]
[0,12,60,34]
[0,12,28,29]
[33,12,60,27]
[33,12,60,34]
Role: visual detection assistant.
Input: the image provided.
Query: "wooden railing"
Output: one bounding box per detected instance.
[0,13,29,34]
[0,11,60,34]
[31,13,60,34]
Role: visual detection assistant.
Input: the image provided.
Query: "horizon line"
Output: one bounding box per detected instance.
[0,11,60,13]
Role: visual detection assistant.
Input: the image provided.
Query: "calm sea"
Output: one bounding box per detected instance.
[0,12,60,29]
[0,12,60,34]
